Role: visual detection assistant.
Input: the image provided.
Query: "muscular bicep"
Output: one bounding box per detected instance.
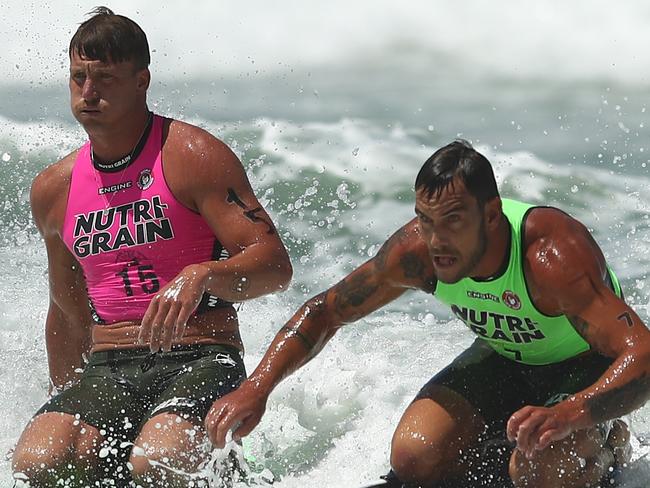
[526,210,650,357]
[320,221,432,325]
[282,221,430,353]
[194,153,283,257]
[44,233,92,324]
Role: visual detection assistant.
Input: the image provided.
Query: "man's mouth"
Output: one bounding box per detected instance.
[433,255,457,267]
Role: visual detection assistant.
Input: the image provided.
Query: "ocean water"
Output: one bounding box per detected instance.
[1,1,649,486]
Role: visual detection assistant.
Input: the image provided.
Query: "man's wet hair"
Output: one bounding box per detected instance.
[69,6,150,70]
[415,140,499,206]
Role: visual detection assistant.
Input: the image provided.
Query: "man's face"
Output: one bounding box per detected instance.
[69,51,149,130]
[415,178,488,284]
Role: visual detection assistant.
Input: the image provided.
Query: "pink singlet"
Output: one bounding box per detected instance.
[62,114,227,324]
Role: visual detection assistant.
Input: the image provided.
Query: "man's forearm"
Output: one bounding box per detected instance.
[564,348,650,427]
[247,294,337,395]
[199,242,292,302]
[46,306,91,389]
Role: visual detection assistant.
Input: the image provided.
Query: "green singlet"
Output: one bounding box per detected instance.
[434,198,622,366]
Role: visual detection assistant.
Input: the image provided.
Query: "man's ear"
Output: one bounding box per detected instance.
[484,196,502,230]
[137,68,151,91]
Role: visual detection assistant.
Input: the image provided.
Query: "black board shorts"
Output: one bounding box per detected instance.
[36,344,246,444]
[418,339,613,441]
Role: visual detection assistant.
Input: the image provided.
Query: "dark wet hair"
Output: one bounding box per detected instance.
[69,6,150,70]
[415,139,499,206]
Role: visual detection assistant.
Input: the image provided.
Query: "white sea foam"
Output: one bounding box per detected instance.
[1,113,648,486]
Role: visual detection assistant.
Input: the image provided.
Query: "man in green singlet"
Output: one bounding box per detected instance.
[206,140,649,487]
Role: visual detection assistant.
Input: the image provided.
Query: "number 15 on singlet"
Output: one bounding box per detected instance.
[116,259,160,296]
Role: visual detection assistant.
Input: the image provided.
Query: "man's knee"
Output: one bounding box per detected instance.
[508,429,617,488]
[12,412,103,483]
[129,413,208,485]
[390,435,456,485]
[389,390,486,486]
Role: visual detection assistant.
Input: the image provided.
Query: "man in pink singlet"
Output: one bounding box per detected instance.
[12,7,292,487]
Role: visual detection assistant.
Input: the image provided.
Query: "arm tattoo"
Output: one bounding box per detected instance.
[333,271,379,311]
[400,252,436,293]
[226,188,275,234]
[374,240,392,271]
[400,252,425,279]
[585,372,650,422]
[617,311,634,327]
[280,325,316,349]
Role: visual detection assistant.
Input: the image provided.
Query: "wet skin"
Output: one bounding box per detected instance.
[206,175,650,486]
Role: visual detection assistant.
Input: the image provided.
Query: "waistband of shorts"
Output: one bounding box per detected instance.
[90,343,242,362]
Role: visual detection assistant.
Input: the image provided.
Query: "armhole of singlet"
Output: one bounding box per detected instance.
[61,148,83,237]
[520,206,564,318]
[158,117,204,217]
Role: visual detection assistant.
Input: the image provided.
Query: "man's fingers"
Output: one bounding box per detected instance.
[206,404,229,447]
[515,412,547,454]
[174,302,195,341]
[215,408,251,449]
[161,302,182,352]
[149,300,172,352]
[138,299,159,345]
[233,413,261,440]
[507,406,534,442]
[536,427,563,451]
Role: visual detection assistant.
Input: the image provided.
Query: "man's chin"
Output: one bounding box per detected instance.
[75,114,106,131]
[434,268,465,284]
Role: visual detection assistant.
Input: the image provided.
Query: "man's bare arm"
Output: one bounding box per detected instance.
[138,122,292,351]
[31,161,93,390]
[508,212,650,454]
[565,290,650,426]
[246,219,433,393]
[205,220,436,446]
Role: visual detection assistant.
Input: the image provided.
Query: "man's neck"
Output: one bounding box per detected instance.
[87,108,151,162]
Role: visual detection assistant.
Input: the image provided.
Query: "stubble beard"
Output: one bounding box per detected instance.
[437,217,488,284]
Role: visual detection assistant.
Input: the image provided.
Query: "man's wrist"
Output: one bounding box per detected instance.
[554,397,591,431]
[244,372,275,399]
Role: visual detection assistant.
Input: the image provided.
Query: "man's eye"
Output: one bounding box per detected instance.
[447,215,461,223]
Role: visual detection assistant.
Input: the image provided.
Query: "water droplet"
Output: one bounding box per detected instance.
[2,153,10,162]
[571,185,579,193]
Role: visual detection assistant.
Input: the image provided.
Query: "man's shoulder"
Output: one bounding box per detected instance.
[32,150,79,199]
[164,118,236,165]
[31,149,80,234]
[523,205,586,245]
[380,218,427,255]
[377,218,435,291]
[522,206,604,288]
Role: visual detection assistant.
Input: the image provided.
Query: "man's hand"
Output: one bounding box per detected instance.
[507,403,580,459]
[205,381,268,449]
[138,264,210,352]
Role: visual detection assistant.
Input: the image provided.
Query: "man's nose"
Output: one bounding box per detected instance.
[81,78,99,102]
[429,230,449,250]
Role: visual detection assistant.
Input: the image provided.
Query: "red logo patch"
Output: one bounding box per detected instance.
[137,169,154,190]
[502,290,522,310]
